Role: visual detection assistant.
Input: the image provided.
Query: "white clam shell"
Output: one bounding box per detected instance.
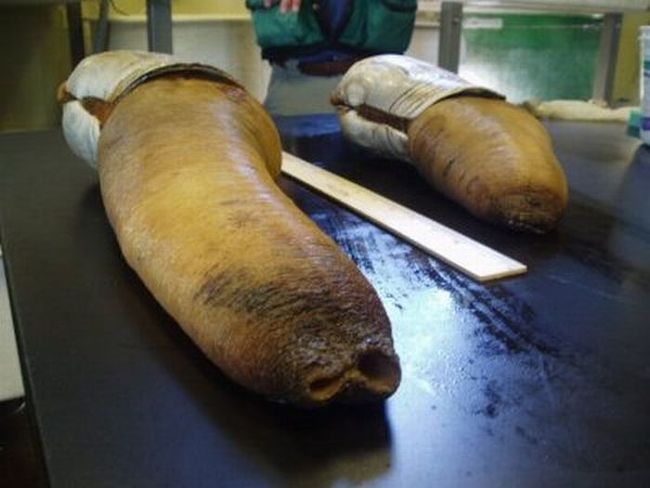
[62,100,101,167]
[60,50,239,168]
[66,50,176,103]
[332,55,503,162]
[338,109,409,161]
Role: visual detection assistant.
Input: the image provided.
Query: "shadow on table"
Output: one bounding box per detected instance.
[148,305,394,487]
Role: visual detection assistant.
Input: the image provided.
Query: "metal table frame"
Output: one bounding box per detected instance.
[8,1,636,103]
[145,0,172,53]
[65,0,173,65]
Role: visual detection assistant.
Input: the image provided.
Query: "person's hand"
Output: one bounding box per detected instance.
[263,0,301,13]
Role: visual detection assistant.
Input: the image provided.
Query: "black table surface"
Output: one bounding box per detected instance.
[1,118,650,487]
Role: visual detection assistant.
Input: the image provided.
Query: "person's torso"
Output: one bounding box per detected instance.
[246,0,417,66]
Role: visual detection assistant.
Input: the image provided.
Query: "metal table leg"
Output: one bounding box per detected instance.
[438,1,463,73]
[65,2,85,66]
[146,0,173,54]
[93,0,110,53]
[592,13,623,105]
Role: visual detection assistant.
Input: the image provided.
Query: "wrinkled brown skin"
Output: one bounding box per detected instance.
[408,96,569,233]
[95,76,400,406]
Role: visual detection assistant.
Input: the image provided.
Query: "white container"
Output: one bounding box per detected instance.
[640,26,650,144]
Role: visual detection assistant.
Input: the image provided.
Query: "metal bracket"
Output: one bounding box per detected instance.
[93,0,110,53]
[65,2,85,66]
[438,1,463,73]
[592,13,623,105]
[147,0,173,54]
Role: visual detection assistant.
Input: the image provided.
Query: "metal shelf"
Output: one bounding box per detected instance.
[419,0,649,14]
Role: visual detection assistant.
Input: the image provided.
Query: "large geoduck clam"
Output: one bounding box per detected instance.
[331,55,569,234]
[58,50,401,406]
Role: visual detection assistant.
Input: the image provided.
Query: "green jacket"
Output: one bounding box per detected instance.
[246,0,417,60]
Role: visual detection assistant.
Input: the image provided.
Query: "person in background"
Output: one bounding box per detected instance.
[246,0,417,116]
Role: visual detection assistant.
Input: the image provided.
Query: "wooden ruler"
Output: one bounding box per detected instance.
[281,152,527,282]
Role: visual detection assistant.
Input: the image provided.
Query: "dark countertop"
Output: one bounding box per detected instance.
[1,118,650,487]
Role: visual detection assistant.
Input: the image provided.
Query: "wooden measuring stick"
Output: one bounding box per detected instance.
[281,152,527,282]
